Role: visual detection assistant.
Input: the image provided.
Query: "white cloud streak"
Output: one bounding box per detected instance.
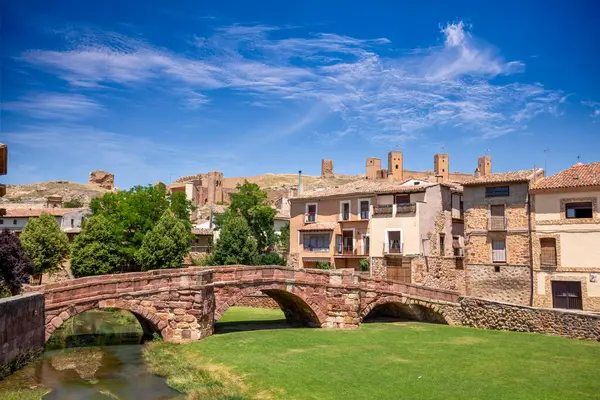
[16,21,569,141]
[2,93,103,120]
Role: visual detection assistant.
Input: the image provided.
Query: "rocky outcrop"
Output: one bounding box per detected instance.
[88,170,115,190]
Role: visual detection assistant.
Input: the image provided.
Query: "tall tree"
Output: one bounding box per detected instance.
[136,209,191,270]
[89,185,195,271]
[71,215,121,278]
[207,215,259,266]
[215,182,276,253]
[0,229,33,295]
[20,214,70,284]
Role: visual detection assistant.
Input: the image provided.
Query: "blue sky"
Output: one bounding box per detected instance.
[2,0,599,188]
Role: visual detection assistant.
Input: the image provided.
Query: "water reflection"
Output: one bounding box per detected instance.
[0,309,183,399]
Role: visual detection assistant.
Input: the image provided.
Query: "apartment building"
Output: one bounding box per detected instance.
[530,162,600,312]
[462,167,544,305]
[289,178,465,292]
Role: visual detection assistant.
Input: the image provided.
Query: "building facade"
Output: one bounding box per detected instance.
[530,162,600,312]
[462,168,544,305]
[289,179,465,291]
[0,208,91,240]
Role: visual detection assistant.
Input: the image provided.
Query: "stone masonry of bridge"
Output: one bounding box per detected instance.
[25,266,460,343]
[23,266,600,344]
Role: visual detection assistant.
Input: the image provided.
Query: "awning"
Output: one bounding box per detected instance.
[299,222,337,232]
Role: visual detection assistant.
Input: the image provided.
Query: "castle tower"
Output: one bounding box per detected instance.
[321,159,334,177]
[478,156,492,176]
[387,151,404,181]
[206,171,224,205]
[434,153,449,181]
[366,157,382,180]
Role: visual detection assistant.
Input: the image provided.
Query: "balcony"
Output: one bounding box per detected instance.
[395,203,416,214]
[383,241,403,255]
[453,247,465,257]
[304,246,330,253]
[335,244,357,256]
[338,212,351,222]
[373,204,393,215]
[304,213,317,224]
[488,216,507,231]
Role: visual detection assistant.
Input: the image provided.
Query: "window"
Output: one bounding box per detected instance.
[565,202,593,219]
[71,219,75,228]
[552,281,582,310]
[395,164,399,170]
[359,200,370,220]
[395,194,410,205]
[439,233,445,256]
[492,239,506,263]
[306,203,317,222]
[0,220,3,225]
[386,230,402,254]
[489,205,506,230]
[459,196,464,213]
[485,186,509,197]
[13,220,17,225]
[540,238,557,266]
[340,201,351,221]
[304,234,330,251]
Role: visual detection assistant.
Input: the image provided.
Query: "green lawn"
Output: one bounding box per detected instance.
[144,306,600,400]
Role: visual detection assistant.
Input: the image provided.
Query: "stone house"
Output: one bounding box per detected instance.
[0,208,91,241]
[288,178,465,290]
[530,162,600,312]
[462,167,544,305]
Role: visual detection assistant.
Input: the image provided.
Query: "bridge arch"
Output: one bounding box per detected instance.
[360,295,451,325]
[214,284,327,328]
[45,300,164,343]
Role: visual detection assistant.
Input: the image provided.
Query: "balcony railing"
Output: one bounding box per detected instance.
[451,209,464,220]
[305,213,317,223]
[304,246,330,252]
[373,204,393,215]
[454,247,465,257]
[396,203,416,214]
[335,244,356,255]
[339,212,351,221]
[488,216,507,231]
[190,245,211,253]
[384,241,403,255]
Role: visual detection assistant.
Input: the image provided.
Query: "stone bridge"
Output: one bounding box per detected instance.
[26,266,464,343]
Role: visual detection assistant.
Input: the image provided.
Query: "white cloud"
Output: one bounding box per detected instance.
[582,101,600,118]
[2,93,103,120]
[16,21,567,142]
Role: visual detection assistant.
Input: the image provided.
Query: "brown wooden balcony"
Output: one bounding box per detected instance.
[373,204,393,215]
[488,216,507,231]
[396,203,416,214]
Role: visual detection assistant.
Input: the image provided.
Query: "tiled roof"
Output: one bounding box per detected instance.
[275,210,290,220]
[462,169,543,186]
[298,222,337,231]
[293,179,433,200]
[532,162,600,191]
[3,208,86,218]
[192,228,213,235]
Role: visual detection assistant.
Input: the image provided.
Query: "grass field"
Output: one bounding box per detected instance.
[144,306,600,400]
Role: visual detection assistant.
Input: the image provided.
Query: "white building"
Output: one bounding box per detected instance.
[1,208,91,240]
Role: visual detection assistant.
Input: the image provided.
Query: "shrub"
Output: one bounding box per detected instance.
[359,259,369,272]
[315,261,331,270]
[63,198,84,208]
[261,253,286,266]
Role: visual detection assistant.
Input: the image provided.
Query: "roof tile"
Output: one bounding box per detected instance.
[532,162,600,191]
[462,169,543,186]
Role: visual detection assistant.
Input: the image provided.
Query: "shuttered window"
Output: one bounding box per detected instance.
[540,238,557,267]
[552,281,582,310]
[489,205,506,230]
[492,239,506,263]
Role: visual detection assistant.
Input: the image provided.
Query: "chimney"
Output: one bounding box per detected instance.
[477,156,492,176]
[434,153,449,181]
[298,170,303,194]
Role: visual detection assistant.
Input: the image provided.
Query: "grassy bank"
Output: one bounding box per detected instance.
[144,306,600,400]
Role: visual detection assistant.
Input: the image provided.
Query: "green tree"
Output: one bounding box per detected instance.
[261,253,286,266]
[20,213,70,284]
[0,229,33,295]
[207,215,259,266]
[89,185,195,271]
[277,223,290,252]
[63,198,84,208]
[71,215,121,278]
[136,210,190,270]
[215,182,276,253]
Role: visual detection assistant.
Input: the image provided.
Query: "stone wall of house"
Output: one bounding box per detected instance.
[411,256,466,294]
[287,252,299,268]
[0,293,45,379]
[458,297,600,341]
[235,293,280,309]
[371,257,386,279]
[465,265,530,305]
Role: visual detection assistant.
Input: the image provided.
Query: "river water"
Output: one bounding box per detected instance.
[0,310,184,399]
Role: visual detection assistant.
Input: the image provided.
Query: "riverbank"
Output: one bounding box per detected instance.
[144,307,600,400]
